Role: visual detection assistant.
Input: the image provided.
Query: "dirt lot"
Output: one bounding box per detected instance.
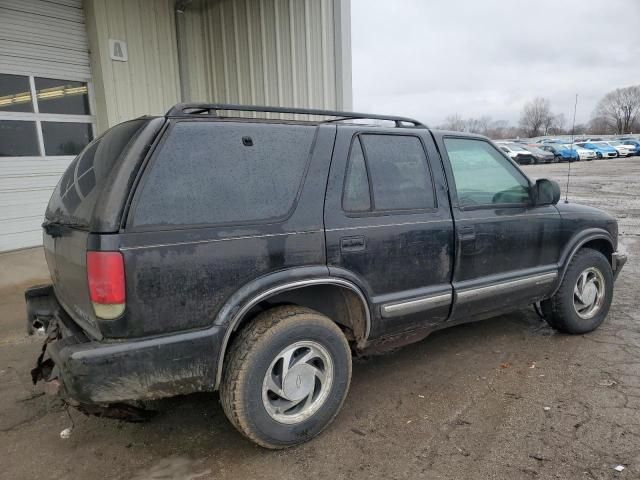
[1,157,639,480]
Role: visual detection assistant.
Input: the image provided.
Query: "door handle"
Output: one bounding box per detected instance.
[457,225,476,241]
[341,236,366,252]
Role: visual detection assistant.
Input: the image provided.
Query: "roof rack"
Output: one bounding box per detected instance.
[166,103,426,128]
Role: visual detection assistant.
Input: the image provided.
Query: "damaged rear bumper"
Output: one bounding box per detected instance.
[26,284,224,405]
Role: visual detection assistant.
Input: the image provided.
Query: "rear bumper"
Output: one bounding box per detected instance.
[25,285,224,404]
[612,252,627,281]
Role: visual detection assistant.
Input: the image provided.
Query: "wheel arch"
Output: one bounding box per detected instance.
[214,274,371,389]
[553,229,615,296]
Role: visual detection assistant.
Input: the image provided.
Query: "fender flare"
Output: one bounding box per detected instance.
[552,228,615,296]
[213,270,371,389]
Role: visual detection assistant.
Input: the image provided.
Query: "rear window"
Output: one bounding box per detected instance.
[131,121,316,228]
[46,119,148,227]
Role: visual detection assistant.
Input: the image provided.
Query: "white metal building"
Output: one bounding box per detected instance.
[0,0,352,251]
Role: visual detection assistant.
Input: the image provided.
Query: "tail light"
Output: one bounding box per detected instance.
[87,251,126,319]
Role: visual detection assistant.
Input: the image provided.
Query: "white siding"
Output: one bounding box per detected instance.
[0,0,89,251]
[0,0,91,80]
[84,0,182,133]
[178,0,351,113]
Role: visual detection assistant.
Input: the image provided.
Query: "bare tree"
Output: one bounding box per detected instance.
[440,113,466,132]
[519,97,552,137]
[594,85,640,134]
[544,113,566,135]
[478,115,493,136]
[464,117,482,133]
[589,116,615,135]
[486,119,511,139]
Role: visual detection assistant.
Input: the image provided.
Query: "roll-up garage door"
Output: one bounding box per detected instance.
[0,0,95,251]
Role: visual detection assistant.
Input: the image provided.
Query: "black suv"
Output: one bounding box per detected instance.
[27,104,626,449]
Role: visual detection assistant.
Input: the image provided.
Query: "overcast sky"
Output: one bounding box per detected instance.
[351,0,640,127]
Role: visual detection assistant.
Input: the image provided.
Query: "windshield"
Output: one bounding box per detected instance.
[45,119,149,228]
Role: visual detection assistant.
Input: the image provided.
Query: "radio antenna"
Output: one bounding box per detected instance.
[565,93,578,203]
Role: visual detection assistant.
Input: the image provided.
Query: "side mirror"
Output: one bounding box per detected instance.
[534,178,561,205]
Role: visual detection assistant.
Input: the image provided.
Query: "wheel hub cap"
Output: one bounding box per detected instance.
[573,267,605,320]
[282,364,315,401]
[262,340,334,424]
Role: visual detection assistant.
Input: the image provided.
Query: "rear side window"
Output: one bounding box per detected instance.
[342,138,371,212]
[46,119,148,227]
[343,134,435,212]
[131,122,316,228]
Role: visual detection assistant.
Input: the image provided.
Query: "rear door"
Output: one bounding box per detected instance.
[324,127,454,339]
[436,135,562,320]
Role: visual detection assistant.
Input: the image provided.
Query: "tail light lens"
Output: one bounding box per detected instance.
[87,251,126,319]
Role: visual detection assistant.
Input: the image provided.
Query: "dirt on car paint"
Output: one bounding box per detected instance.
[1,158,639,480]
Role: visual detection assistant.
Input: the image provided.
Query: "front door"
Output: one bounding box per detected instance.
[436,135,562,320]
[324,127,454,339]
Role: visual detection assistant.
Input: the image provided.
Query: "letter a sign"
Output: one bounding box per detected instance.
[109,39,128,62]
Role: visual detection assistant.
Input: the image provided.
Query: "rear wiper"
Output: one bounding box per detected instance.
[42,219,87,237]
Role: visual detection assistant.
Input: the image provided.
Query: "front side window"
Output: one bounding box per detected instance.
[343,134,435,212]
[444,137,530,207]
[132,122,316,228]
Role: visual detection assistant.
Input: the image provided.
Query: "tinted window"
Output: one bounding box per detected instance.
[132,122,316,227]
[343,138,371,211]
[444,138,530,207]
[361,134,435,210]
[0,74,33,112]
[35,77,90,115]
[46,119,148,227]
[0,121,39,156]
[42,122,93,155]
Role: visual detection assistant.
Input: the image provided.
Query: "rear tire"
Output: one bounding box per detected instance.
[541,248,613,334]
[220,306,352,449]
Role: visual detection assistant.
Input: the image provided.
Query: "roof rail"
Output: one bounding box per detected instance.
[166,103,426,128]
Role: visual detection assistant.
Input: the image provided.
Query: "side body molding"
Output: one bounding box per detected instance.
[213,268,371,389]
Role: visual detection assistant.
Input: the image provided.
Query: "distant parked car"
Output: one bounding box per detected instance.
[607,140,636,157]
[496,142,537,164]
[575,142,618,159]
[539,144,579,162]
[570,145,597,161]
[616,138,640,155]
[524,145,556,163]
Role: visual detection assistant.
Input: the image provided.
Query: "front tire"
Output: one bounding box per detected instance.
[541,248,613,334]
[220,306,352,449]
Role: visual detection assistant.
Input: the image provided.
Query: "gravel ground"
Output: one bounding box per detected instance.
[1,157,638,480]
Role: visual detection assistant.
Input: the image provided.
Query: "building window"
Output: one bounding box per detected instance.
[0,121,39,156]
[35,77,90,115]
[0,74,33,113]
[0,73,94,157]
